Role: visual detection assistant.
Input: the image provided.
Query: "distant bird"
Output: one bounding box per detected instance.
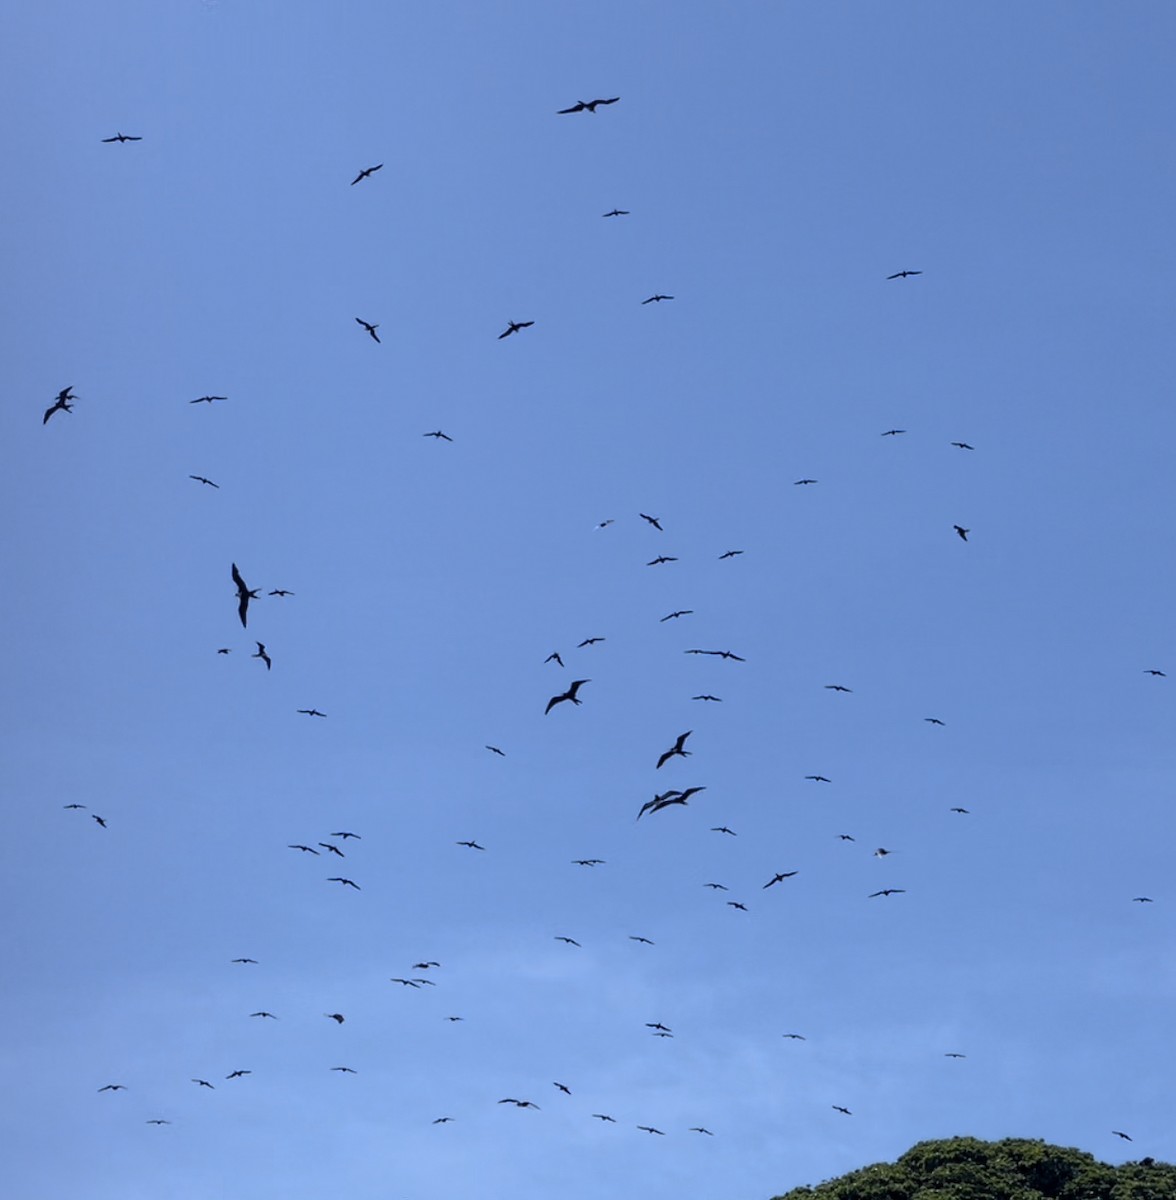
[629,935,654,945]
[953,525,970,541]
[327,877,360,889]
[297,709,327,718]
[485,745,505,756]
[331,1067,357,1073]
[641,294,673,304]
[92,814,107,828]
[727,901,748,911]
[390,978,421,988]
[146,1119,171,1125]
[925,717,945,725]
[355,317,381,343]
[949,807,970,814]
[268,588,293,597]
[685,648,744,661]
[319,842,344,857]
[332,831,361,839]
[647,555,678,566]
[191,1079,215,1088]
[412,961,441,969]
[578,636,605,647]
[689,1127,714,1135]
[782,1033,806,1040]
[593,519,615,530]
[763,871,798,888]
[558,97,620,114]
[43,393,74,423]
[704,883,729,890]
[101,132,142,142]
[456,840,485,851]
[646,1022,671,1032]
[216,648,230,655]
[423,430,453,441]
[881,429,906,436]
[433,1117,454,1124]
[951,442,974,450]
[1112,1131,1133,1141]
[554,936,581,947]
[545,652,564,667]
[592,1114,616,1122]
[640,513,663,530]
[573,859,606,866]
[832,1105,852,1115]
[838,834,856,841]
[661,610,693,622]
[230,958,257,964]
[445,1016,464,1022]
[805,775,831,783]
[711,826,736,836]
[692,694,722,702]
[63,803,86,810]
[554,1082,572,1096]
[1143,669,1167,677]
[231,563,259,628]
[286,847,312,860]
[189,475,219,488]
[252,642,272,670]
[250,1011,278,1019]
[324,1013,345,1024]
[498,320,534,339]
[873,848,892,857]
[718,550,744,560]
[825,684,852,693]
[1132,897,1154,903]
[886,270,922,279]
[545,679,590,714]
[350,163,383,185]
[637,1125,665,1135]
[602,208,630,217]
[97,1084,126,1092]
[869,888,905,898]
[944,1053,966,1059]
[656,730,693,769]
[226,1070,251,1079]
[794,478,818,485]
[189,395,227,404]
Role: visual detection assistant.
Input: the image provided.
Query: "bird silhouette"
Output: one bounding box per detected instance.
[319,842,344,857]
[432,1116,454,1124]
[950,807,970,814]
[656,730,693,769]
[661,610,693,622]
[231,563,259,628]
[230,958,257,964]
[189,395,227,404]
[711,826,736,836]
[423,430,453,441]
[355,318,380,343]
[794,478,818,485]
[324,1013,345,1024]
[1143,669,1166,677]
[43,391,75,423]
[1132,896,1154,903]
[97,1084,126,1092]
[191,1078,215,1088]
[545,651,564,667]
[268,588,294,597]
[944,1053,966,1059]
[332,831,361,840]
[252,642,272,670]
[485,745,505,756]
[545,679,590,714]
[592,1113,616,1122]
[290,844,319,854]
[832,1105,852,1115]
[456,839,485,851]
[331,1067,357,1073]
[629,935,654,945]
[146,1119,172,1125]
[573,859,606,866]
[250,1011,278,1019]
[689,1127,714,1135]
[226,1070,251,1079]
[390,978,421,988]
[869,888,906,898]
[925,717,946,725]
[805,775,831,783]
[718,550,744,559]
[727,901,748,911]
[557,97,620,114]
[825,684,852,693]
[92,814,107,828]
[951,442,974,450]
[782,1033,806,1040]
[297,709,327,718]
[647,555,678,565]
[640,513,663,530]
[602,208,630,217]
[692,694,722,702]
[102,132,142,142]
[327,877,360,889]
[763,871,798,888]
[554,1082,572,1095]
[498,320,534,339]
[704,883,729,890]
[350,163,383,185]
[554,936,581,946]
[1112,1131,1133,1141]
[886,270,922,279]
[578,637,605,647]
[881,429,906,436]
[189,475,219,488]
[637,1125,665,1135]
[954,525,970,541]
[63,803,86,810]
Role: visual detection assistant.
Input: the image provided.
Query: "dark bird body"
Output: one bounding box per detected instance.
[656,730,693,769]
[350,163,383,185]
[642,294,673,304]
[252,642,271,670]
[231,563,259,629]
[886,270,922,279]
[102,132,142,142]
[189,475,219,488]
[498,320,534,339]
[355,318,380,342]
[546,679,590,714]
[558,97,620,114]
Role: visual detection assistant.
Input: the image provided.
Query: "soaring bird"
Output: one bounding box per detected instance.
[332,831,361,840]
[703,883,729,890]
[252,642,272,670]
[832,1105,852,1115]
[191,1079,215,1088]
[290,844,319,853]
[869,888,905,898]
[319,842,344,857]
[554,1082,572,1095]
[545,651,564,667]
[498,320,535,339]
[1143,669,1167,677]
[545,679,590,714]
[226,1070,251,1079]
[689,1127,714,1135]
[805,775,831,783]
[640,513,663,530]
[189,395,227,404]
[886,270,922,279]
[432,1116,454,1124]
[554,936,581,947]
[189,475,219,488]
[250,1011,278,1019]
[412,961,441,969]
[573,859,606,866]
[63,803,86,810]
[390,978,421,988]
[102,132,142,142]
[557,97,620,113]
[592,1113,617,1122]
[837,834,856,841]
[873,848,892,857]
[686,648,744,660]
[656,731,693,769]
[951,441,974,450]
[794,478,818,485]
[92,814,108,828]
[825,684,852,693]
[1132,897,1154,903]
[949,807,970,814]
[944,1053,966,1059]
[692,694,722,702]
[350,163,383,185]
[602,208,630,217]
[230,958,257,964]
[231,563,259,628]
[297,709,327,718]
[423,430,453,441]
[782,1033,806,1040]
[711,826,736,836]
[629,935,654,945]
[718,550,744,560]
[578,636,605,647]
[763,871,798,888]
[637,1126,665,1135]
[881,429,906,436]
[641,294,674,304]
[925,717,945,725]
[327,877,360,889]
[355,317,380,342]
[146,1119,172,1125]
[485,745,505,756]
[593,519,615,530]
[216,648,230,654]
[324,1013,345,1024]
[456,840,485,850]
[43,392,75,423]
[331,1067,357,1073]
[1112,1131,1133,1141]
[953,525,970,541]
[661,610,693,622]
[647,555,678,565]
[97,1084,127,1092]
[269,588,294,597]
[727,901,748,911]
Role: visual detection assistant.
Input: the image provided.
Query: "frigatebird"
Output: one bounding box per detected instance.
[763,871,798,888]
[554,1083,572,1095]
[297,709,327,718]
[423,430,453,441]
[1132,897,1154,903]
[573,859,606,866]
[43,392,75,423]
[355,318,380,343]
[869,888,905,898]
[832,1105,852,1115]
[886,270,922,279]
[390,978,421,988]
[289,844,320,854]
[485,745,505,756]
[332,1067,357,1073]
[456,840,485,850]
[226,1070,251,1079]
[498,320,534,339]
[319,842,344,856]
[685,649,744,660]
[629,935,654,945]
[146,1119,172,1125]
[545,652,564,667]
[690,1127,714,1135]
[252,642,272,670]
[350,163,383,185]
[332,831,361,839]
[656,730,693,769]
[838,834,855,841]
[102,132,142,142]
[703,883,729,890]
[578,637,605,647]
[98,1084,127,1092]
[949,807,970,814]
[782,1033,806,1040]
[250,1011,278,1019]
[592,1114,616,1122]
[602,208,630,217]
[711,826,736,836]
[557,97,620,114]
[661,610,693,621]
[647,554,678,565]
[637,1125,665,1135]
[805,775,831,783]
[230,958,257,964]
[727,901,748,911]
[92,814,107,828]
[189,475,219,488]
[954,525,970,541]
[951,442,974,450]
[231,563,259,628]
[881,429,906,436]
[718,550,743,559]
[327,878,360,889]
[63,803,86,810]
[554,936,581,947]
[269,588,293,596]
[640,513,663,530]
[1112,1131,1133,1141]
[189,395,227,404]
[216,648,230,654]
[944,1053,966,1059]
[545,679,589,714]
[1144,669,1166,677]
[692,695,722,702]
[825,684,852,693]
[192,1078,215,1088]
[925,717,945,725]
[324,1013,346,1024]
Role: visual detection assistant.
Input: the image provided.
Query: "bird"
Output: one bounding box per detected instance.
[252,642,272,670]
[63,803,87,810]
[444,1016,464,1022]
[191,1079,215,1088]
[953,525,970,541]
[592,1114,616,1122]
[423,430,453,441]
[656,730,693,769]
[327,878,360,889]
[886,270,922,279]
[216,648,230,655]
[692,695,723,702]
[629,936,654,945]
[763,871,798,888]
[101,132,142,142]
[711,826,736,836]
[794,478,818,485]
[873,848,892,857]
[289,843,319,854]
[727,901,748,911]
[231,563,259,628]
[951,442,974,450]
[838,834,856,841]
[557,97,620,114]
[1143,669,1167,677]
[832,1105,852,1115]
[554,936,581,947]
[572,859,606,866]
[593,519,615,530]
[485,745,505,756]
[1112,1131,1133,1141]
[92,814,107,828]
[297,709,327,718]
[640,513,663,530]
[332,831,361,840]
[226,1070,251,1079]
[825,684,852,693]
[545,652,564,667]
[318,842,344,856]
[578,637,605,647]
[189,395,227,404]
[554,1083,572,1096]
[498,320,535,339]
[805,775,831,783]
[355,318,380,343]
[925,717,946,725]
[641,294,673,304]
[146,1119,172,1125]
[703,883,729,890]
[268,588,294,597]
[350,163,383,185]
[456,840,485,851]
[432,1117,454,1124]
[944,1053,966,1059]
[647,555,678,565]
[881,429,906,436]
[689,1127,714,1135]
[869,888,906,898]
[685,648,744,661]
[661,610,693,622]
[43,393,74,424]
[412,962,441,969]
[250,1011,278,1019]
[782,1033,806,1040]
[230,958,257,964]
[390,978,421,988]
[189,475,219,488]
[97,1084,127,1092]
[1132,897,1154,903]
[602,208,630,217]
[324,1013,345,1024]
[718,550,744,559]
[637,1126,665,1135]
[331,1067,357,1073]
[950,807,970,814]
[545,679,590,714]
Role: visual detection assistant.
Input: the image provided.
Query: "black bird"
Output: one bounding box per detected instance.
[545,651,564,667]
[718,550,743,559]
[602,208,630,217]
[1112,1131,1133,1141]
[226,1070,251,1079]
[43,394,75,424]
[456,839,485,850]
[327,877,360,889]
[593,1113,616,1122]
[869,888,906,898]
[412,962,441,969]
[554,1082,572,1095]
[832,1105,852,1115]
[805,775,831,783]
[703,883,729,890]
[647,555,678,566]
[837,834,856,841]
[886,270,922,279]
[444,1016,464,1022]
[925,717,945,725]
[661,610,693,621]
[873,847,892,857]
[692,694,722,702]
[332,1067,357,1073]
[689,1127,714,1135]
[1143,669,1166,677]
[637,1125,665,1135]
[252,642,272,670]
[432,1117,454,1124]
[499,320,534,339]
[640,513,663,530]
[881,429,906,436]
[189,395,227,404]
[64,803,87,810]
[423,430,453,441]
[355,318,381,343]
[794,478,818,485]
[558,97,620,114]
[485,745,505,756]
[297,709,327,718]
[629,935,654,945]
[711,826,736,836]
[949,807,970,814]
[944,1053,966,1059]
[656,730,693,769]
[146,1119,171,1125]
[390,978,421,988]
[1132,897,1154,903]
[102,132,142,142]
[763,871,798,888]
[545,679,590,714]
[216,648,230,654]
[641,294,674,304]
[825,684,852,693]
[97,1084,126,1092]
[290,844,320,854]
[782,1033,806,1040]
[230,958,257,964]
[92,814,107,828]
[554,936,581,947]
[954,525,970,541]
[269,589,294,597]
[189,475,219,488]
[951,441,974,450]
[319,842,344,857]
[250,1011,278,1019]
[191,1078,215,1088]
[578,637,605,647]
[231,563,259,628]
[324,1013,346,1024]
[727,901,748,911]
[686,648,744,661]
[573,859,606,866]
[350,163,383,185]
[332,831,361,840]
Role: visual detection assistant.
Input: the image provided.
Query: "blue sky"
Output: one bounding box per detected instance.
[3,2,1174,1197]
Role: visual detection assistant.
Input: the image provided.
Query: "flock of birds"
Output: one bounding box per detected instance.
[40,98,1164,1157]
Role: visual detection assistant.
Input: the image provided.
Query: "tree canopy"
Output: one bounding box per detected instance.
[772,1137,1175,1200]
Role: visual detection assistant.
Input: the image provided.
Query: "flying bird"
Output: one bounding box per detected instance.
[727,901,748,911]
[456,840,485,851]
[1132,897,1154,903]
[629,935,654,945]
[1112,1131,1133,1141]
[640,513,663,530]
[602,208,630,217]
[578,637,605,647]
[355,318,380,343]
[498,320,535,339]
[216,648,230,654]
[63,803,86,810]
[318,842,344,857]
[794,478,818,485]
[554,936,581,946]
[689,1127,714,1135]
[230,959,257,964]
[331,1067,357,1073]
[763,871,798,888]
[252,642,272,670]
[805,775,831,783]
[886,270,922,279]
[782,1033,806,1040]
[838,834,856,841]
[327,877,360,889]
[432,1117,454,1124]
[641,294,673,304]
[268,589,293,597]
[297,709,327,718]
[592,1114,616,1122]
[881,429,906,436]
[332,831,361,839]
[545,652,564,667]
[250,1011,278,1019]
[637,1126,665,1135]
[954,525,970,541]
[390,978,421,988]
[925,717,945,725]
[949,807,970,814]
[43,392,75,423]
[189,475,219,488]
[350,163,383,185]
[226,1070,251,1079]
[944,1053,966,1059]
[189,395,227,404]
[554,1083,572,1095]
[869,888,906,898]
[656,730,693,769]
[873,848,892,857]
[557,97,620,114]
[832,1105,852,1115]
[661,610,693,622]
[101,132,142,142]
[703,883,729,890]
[97,1084,126,1092]
[231,563,259,628]
[692,695,722,702]
[593,519,615,530]
[647,555,678,565]
[290,844,320,854]
[825,684,852,693]
[92,814,107,828]
[324,1013,345,1024]
[718,550,744,560]
[423,430,453,441]
[545,679,590,714]
[485,745,505,756]
[951,442,974,450]
[1143,669,1166,677]
[711,826,736,836]
[572,859,606,866]
[191,1079,215,1088]
[146,1119,172,1125]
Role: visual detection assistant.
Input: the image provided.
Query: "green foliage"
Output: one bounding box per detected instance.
[771,1138,1176,1200]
